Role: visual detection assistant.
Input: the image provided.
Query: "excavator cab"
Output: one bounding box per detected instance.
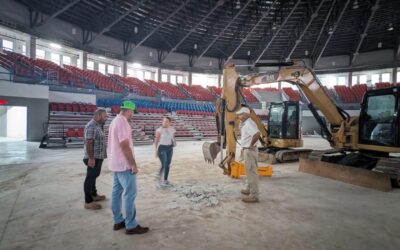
[359,87,400,149]
[268,101,301,140]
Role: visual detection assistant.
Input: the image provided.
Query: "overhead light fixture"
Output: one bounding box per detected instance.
[305,50,309,56]
[209,61,213,66]
[247,50,251,56]
[352,0,359,10]
[194,43,197,50]
[132,62,142,68]
[328,26,334,35]
[149,51,153,57]
[50,43,62,49]
[235,0,241,9]
[272,22,277,30]
[134,26,138,34]
[387,23,394,31]
[378,42,382,48]
[98,56,106,59]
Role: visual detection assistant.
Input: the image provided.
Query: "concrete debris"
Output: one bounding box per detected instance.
[170,182,226,210]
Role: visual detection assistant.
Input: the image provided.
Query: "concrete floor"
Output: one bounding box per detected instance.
[0,138,400,250]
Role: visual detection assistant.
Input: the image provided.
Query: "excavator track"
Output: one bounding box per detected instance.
[299,150,400,191]
[275,149,312,163]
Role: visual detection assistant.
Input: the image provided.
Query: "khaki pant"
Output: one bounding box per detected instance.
[243,148,259,199]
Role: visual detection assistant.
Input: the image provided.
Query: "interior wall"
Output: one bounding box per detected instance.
[0,81,49,141]
[49,91,96,104]
[0,96,48,141]
[0,106,7,137]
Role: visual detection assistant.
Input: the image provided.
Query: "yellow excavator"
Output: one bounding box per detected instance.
[203,61,400,191]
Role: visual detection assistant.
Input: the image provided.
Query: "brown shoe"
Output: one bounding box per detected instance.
[113,221,125,231]
[240,189,250,195]
[126,225,149,235]
[242,196,259,203]
[93,194,106,201]
[84,202,102,210]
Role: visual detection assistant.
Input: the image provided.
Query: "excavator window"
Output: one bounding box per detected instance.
[359,88,400,147]
[268,102,300,140]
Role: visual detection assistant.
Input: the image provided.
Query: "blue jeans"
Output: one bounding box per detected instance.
[111,171,137,230]
[158,145,173,180]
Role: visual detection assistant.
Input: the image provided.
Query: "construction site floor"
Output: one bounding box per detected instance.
[0,138,399,250]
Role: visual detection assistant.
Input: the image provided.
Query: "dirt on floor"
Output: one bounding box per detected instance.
[0,138,400,250]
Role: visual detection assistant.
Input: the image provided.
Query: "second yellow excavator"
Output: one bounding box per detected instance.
[203,61,400,191]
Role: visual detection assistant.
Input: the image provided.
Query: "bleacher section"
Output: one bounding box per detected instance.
[42,101,218,147]
[97,99,215,113]
[178,84,215,101]
[350,84,367,103]
[110,74,157,96]
[145,80,188,99]
[242,88,258,102]
[208,86,222,96]
[282,87,301,102]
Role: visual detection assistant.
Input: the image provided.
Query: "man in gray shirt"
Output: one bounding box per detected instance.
[83,108,108,210]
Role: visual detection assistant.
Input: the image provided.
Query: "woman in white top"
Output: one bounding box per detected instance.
[154,117,176,186]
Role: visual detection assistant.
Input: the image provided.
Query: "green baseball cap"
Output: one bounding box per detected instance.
[120,100,136,111]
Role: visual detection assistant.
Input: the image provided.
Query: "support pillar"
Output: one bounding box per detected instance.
[188,71,192,86]
[218,74,222,88]
[81,51,88,69]
[393,67,397,84]
[28,36,36,59]
[157,68,162,82]
[122,61,127,77]
[348,71,353,87]
[278,81,282,90]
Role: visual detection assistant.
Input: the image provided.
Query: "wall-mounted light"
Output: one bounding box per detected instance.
[272,22,277,30]
[134,26,138,34]
[149,51,153,57]
[305,50,309,56]
[98,56,106,59]
[378,42,382,48]
[247,50,251,56]
[194,43,197,50]
[387,23,394,31]
[209,61,213,66]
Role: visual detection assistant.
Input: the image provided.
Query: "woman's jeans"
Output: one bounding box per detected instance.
[158,145,173,180]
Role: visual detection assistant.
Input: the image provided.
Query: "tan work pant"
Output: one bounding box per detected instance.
[243,148,259,199]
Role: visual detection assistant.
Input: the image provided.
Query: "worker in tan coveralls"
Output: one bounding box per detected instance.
[236,107,260,203]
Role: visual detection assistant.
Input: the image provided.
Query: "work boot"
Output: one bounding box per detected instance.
[240,189,250,195]
[241,196,259,203]
[126,225,149,235]
[93,194,106,201]
[84,202,102,210]
[113,221,125,231]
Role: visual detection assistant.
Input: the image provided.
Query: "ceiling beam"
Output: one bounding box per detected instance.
[195,0,253,64]
[227,0,279,60]
[284,0,327,61]
[161,0,225,62]
[310,0,337,59]
[131,0,192,53]
[350,0,381,65]
[313,0,351,66]
[254,0,302,65]
[47,0,80,21]
[88,0,148,44]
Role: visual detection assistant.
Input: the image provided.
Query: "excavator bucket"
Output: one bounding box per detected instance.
[202,142,220,164]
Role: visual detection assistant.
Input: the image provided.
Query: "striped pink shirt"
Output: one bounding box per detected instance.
[107,114,134,172]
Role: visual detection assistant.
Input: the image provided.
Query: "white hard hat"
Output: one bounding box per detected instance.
[236,107,250,115]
